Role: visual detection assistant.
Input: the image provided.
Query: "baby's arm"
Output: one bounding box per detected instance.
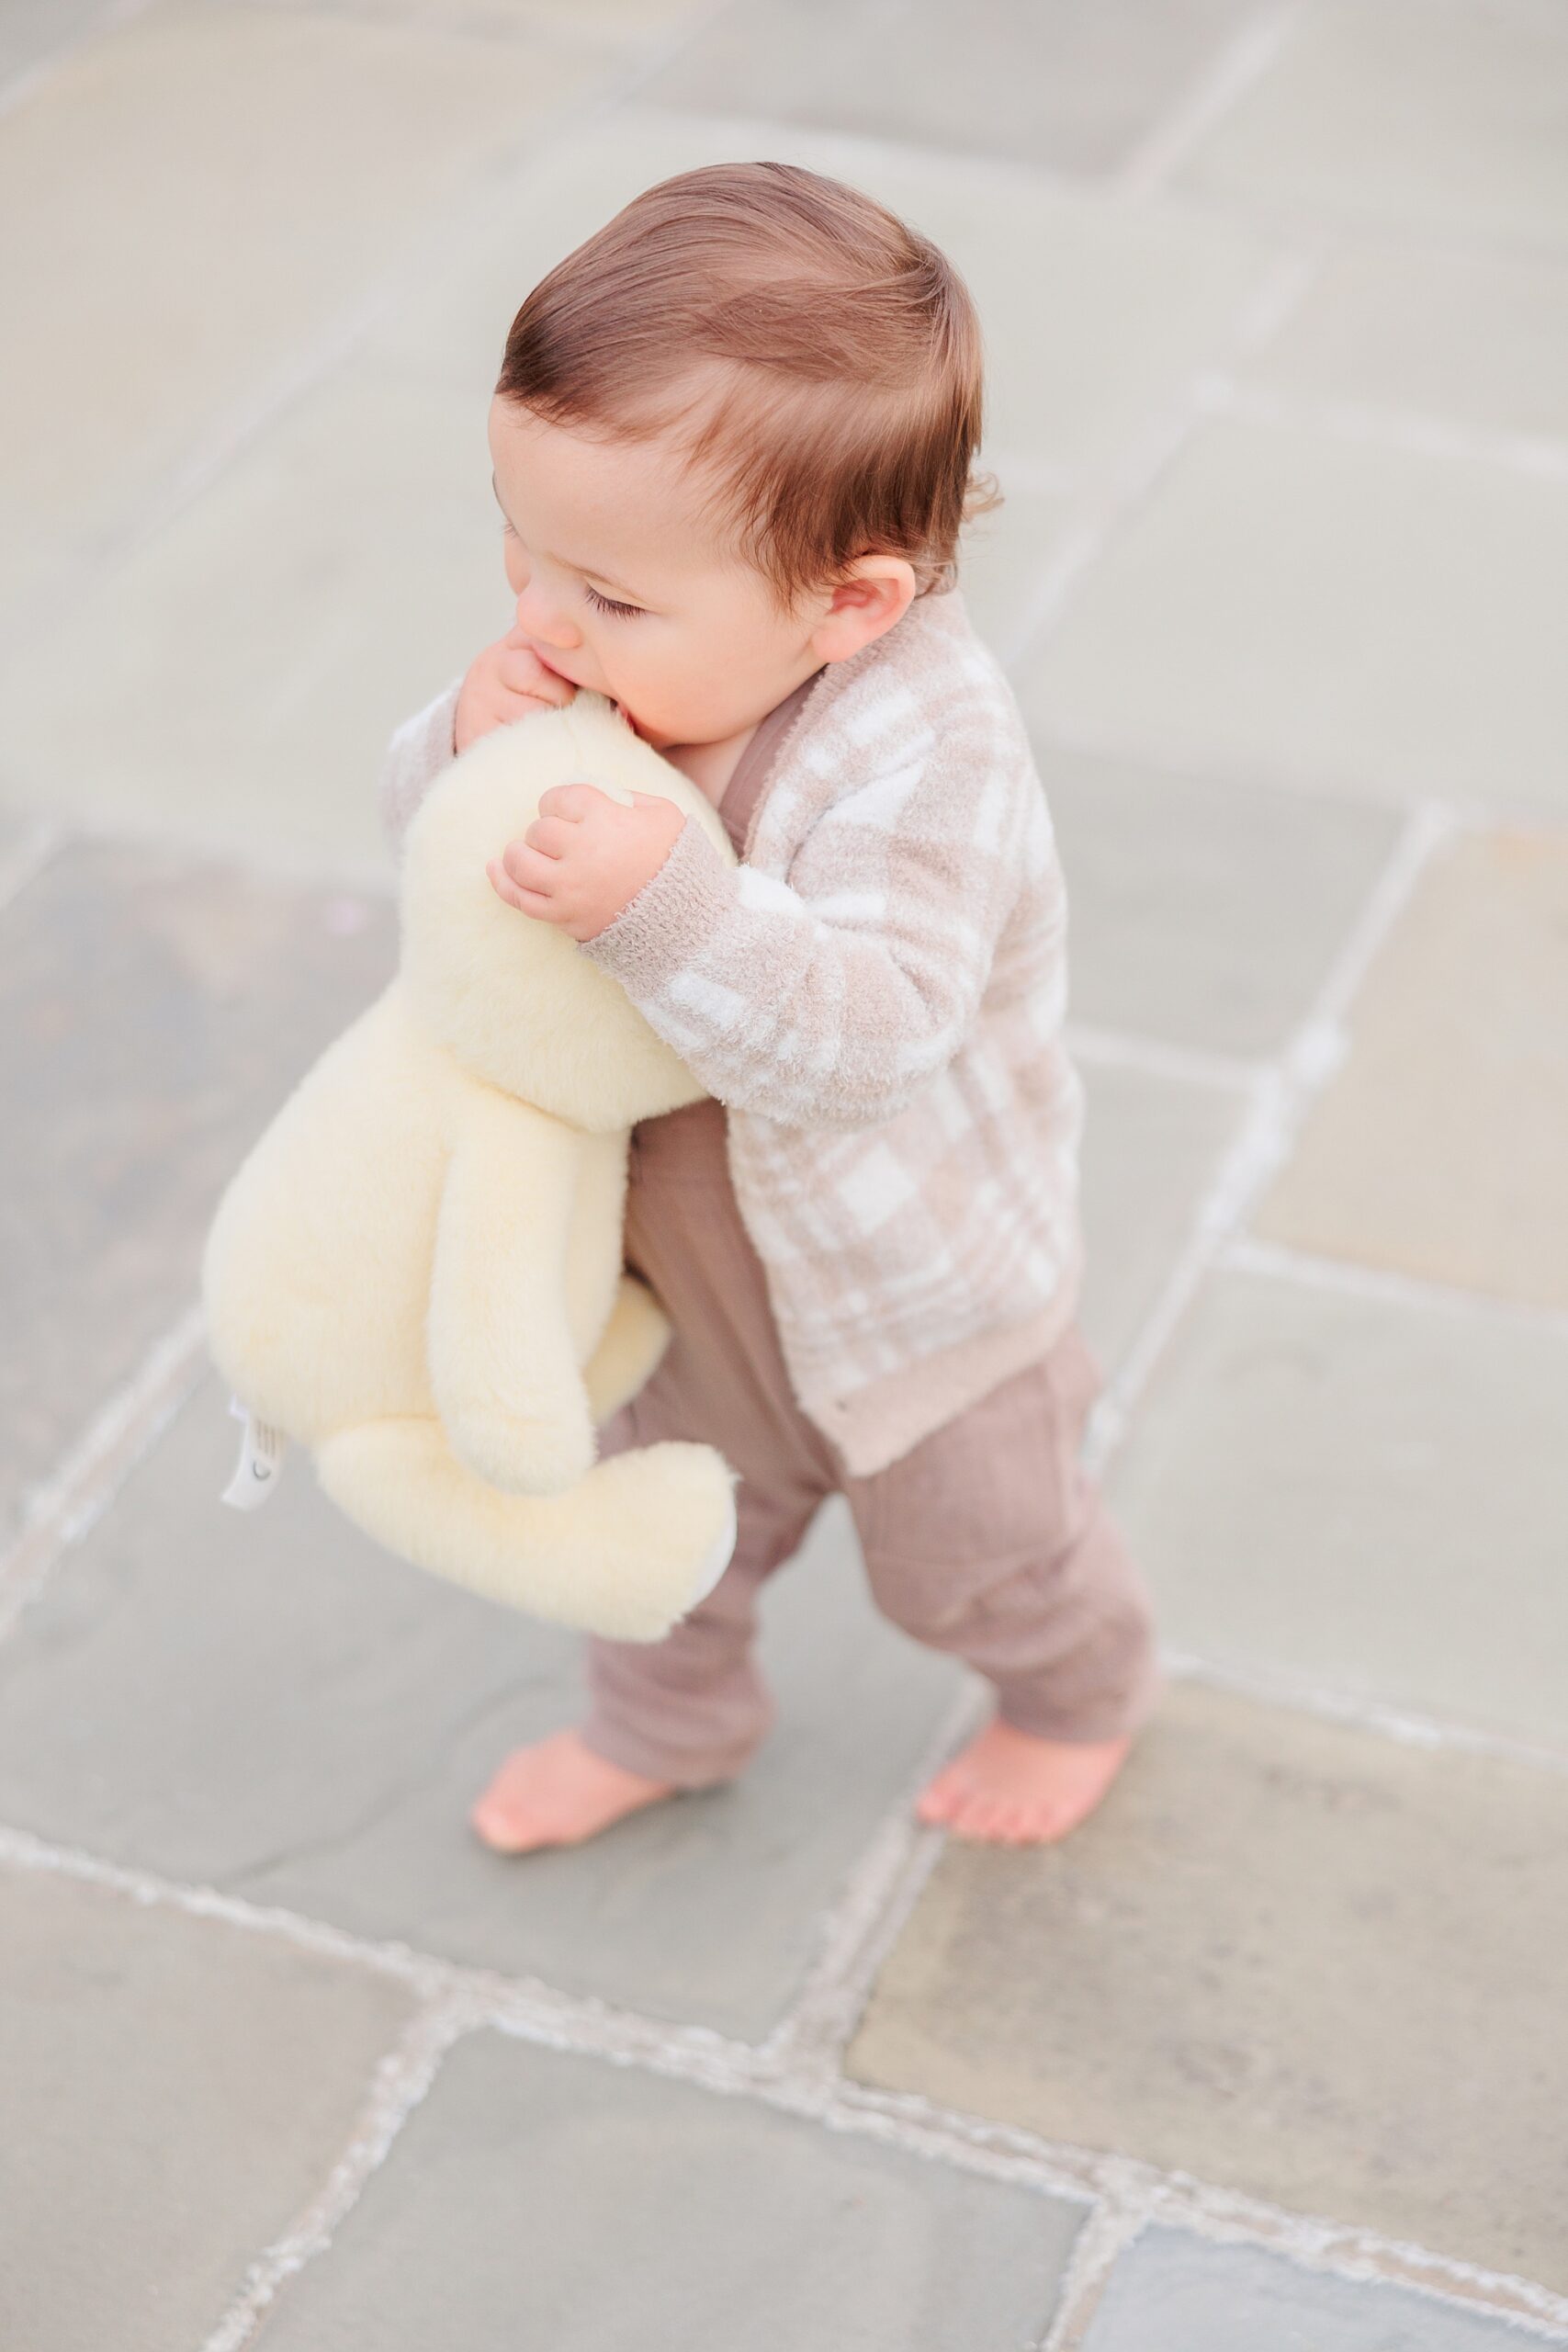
[581,735,1052,1131]
[377,627,575,857]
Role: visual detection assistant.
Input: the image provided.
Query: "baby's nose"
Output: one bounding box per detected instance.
[514,585,581,651]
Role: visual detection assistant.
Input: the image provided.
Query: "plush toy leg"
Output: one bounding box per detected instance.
[316,1416,736,1644]
[582,1274,671,1426]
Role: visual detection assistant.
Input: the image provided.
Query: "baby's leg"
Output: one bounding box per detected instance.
[848,1329,1159,1846]
[471,1483,818,1851]
[474,1100,838,1854]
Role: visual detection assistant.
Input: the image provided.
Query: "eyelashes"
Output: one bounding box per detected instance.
[501,522,643,618]
[583,583,644,620]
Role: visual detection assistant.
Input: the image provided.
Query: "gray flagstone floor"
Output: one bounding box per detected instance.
[2,0,1566,2345]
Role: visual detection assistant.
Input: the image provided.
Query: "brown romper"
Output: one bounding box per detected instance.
[585,684,1159,1787]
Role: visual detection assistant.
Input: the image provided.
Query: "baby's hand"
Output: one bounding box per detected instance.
[488,785,684,944]
[455,625,576,753]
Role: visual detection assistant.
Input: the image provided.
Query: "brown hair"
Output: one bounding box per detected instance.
[494,161,998,605]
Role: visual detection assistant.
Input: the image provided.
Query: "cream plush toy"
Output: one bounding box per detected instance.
[202,695,738,1643]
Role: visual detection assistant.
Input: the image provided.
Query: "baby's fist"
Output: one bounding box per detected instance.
[489,784,684,943]
[455,625,577,753]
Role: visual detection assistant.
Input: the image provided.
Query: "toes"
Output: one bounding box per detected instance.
[469,1801,546,1854]
[1012,1804,1066,1847]
[915,1765,970,1826]
[469,1764,558,1853]
[949,1793,1010,1842]
[994,1806,1038,1846]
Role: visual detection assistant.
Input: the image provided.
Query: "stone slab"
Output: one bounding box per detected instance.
[1182,0,1568,250]
[0,368,504,872]
[1246,243,1568,447]
[238,0,702,44]
[957,482,1068,660]
[639,0,1260,176]
[1109,1268,1568,1748]
[850,1679,1568,2291]
[0,0,593,639]
[258,2032,1083,2350]
[1084,2230,1566,2352]
[0,1380,958,2040]
[0,0,117,86]
[1046,748,1400,1056]
[363,107,1275,482]
[1022,417,1568,812]
[1257,829,1568,1312]
[0,1860,412,2352]
[1077,1063,1243,1375]
[0,842,392,1539]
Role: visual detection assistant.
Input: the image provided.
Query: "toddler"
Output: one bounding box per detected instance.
[378,163,1158,1851]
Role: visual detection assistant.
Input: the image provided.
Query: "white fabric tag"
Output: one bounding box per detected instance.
[221,1396,287,1510]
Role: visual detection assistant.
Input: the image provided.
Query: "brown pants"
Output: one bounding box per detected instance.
[587,1099,1159,1788]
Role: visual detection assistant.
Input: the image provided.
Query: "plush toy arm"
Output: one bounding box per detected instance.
[582,1272,671,1425]
[428,1092,593,1496]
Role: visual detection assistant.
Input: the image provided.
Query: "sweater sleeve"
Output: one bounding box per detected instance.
[378,674,463,858]
[581,738,1029,1132]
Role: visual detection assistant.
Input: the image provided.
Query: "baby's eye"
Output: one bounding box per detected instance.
[584,582,643,619]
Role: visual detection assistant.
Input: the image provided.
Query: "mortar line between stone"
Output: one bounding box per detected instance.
[1111,0,1306,199]
[0,818,61,913]
[1037,2199,1148,2350]
[1201,375,1568,480]
[834,2082,1568,2340]
[999,243,1320,674]
[1224,1231,1568,1340]
[0,1303,208,1649]
[1065,1022,1258,1091]
[1160,1649,1568,1778]
[197,1993,469,2352]
[759,1679,986,2076]
[7,1815,1565,2338]
[1085,798,1453,1474]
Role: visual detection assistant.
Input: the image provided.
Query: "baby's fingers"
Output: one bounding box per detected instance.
[523,815,575,859]
[497,644,575,704]
[486,857,555,920]
[537,781,611,822]
[500,841,560,897]
[487,857,528,910]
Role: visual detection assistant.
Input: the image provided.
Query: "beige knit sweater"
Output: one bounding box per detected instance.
[378,588,1085,1476]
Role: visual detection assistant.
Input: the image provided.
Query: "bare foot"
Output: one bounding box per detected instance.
[916,1719,1131,1846]
[470,1729,675,1855]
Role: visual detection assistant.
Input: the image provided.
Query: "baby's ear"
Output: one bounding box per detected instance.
[813,556,918,663]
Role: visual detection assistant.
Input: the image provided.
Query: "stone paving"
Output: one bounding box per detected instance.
[1,0,1566,2345]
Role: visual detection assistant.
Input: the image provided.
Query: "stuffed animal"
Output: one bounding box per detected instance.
[202,694,738,1643]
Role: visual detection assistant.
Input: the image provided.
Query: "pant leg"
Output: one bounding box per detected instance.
[846,1326,1160,1745]
[583,1471,818,1787]
[580,1102,838,1787]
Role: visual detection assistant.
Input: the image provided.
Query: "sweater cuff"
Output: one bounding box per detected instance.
[581,817,737,997]
[378,673,463,858]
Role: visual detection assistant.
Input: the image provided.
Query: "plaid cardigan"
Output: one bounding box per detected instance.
[378,589,1085,1476]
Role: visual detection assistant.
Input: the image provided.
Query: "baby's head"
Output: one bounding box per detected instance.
[487,162,993,750]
